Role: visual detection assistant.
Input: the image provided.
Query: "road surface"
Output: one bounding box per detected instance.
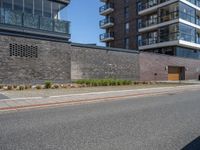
[0,90,200,150]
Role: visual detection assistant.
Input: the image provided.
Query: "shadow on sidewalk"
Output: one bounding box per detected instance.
[0,94,9,100]
[181,136,200,150]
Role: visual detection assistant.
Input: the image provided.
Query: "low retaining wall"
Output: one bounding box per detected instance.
[0,35,140,84]
[70,43,139,80]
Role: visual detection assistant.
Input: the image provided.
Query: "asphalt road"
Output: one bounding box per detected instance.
[0,90,200,150]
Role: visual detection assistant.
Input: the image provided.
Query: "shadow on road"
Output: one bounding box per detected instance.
[182,137,200,150]
[0,94,9,100]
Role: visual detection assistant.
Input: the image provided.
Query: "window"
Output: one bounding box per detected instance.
[125,0,129,5]
[14,0,23,11]
[179,23,195,42]
[159,23,179,42]
[125,22,130,34]
[24,0,33,14]
[179,2,195,23]
[176,46,200,59]
[148,31,157,44]
[34,0,42,16]
[3,0,12,10]
[124,7,129,19]
[124,38,130,49]
[160,2,179,22]
[43,0,51,18]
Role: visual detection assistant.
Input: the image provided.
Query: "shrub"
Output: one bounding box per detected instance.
[19,85,25,91]
[44,81,52,89]
[25,85,32,89]
[61,84,69,88]
[75,79,132,87]
[0,85,3,89]
[36,85,42,90]
[13,85,17,89]
[53,84,59,89]
[7,85,13,90]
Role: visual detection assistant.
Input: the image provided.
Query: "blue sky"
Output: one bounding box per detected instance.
[61,0,104,46]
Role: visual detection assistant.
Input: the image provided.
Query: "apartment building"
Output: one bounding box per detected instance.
[99,0,137,49]
[138,0,200,59]
[0,0,70,42]
[100,0,200,60]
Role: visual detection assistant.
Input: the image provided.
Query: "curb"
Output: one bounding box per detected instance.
[0,89,188,112]
[0,84,200,112]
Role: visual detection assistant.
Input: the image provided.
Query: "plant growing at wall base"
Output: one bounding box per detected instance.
[75,79,132,87]
[44,81,52,89]
[36,85,42,90]
[19,85,25,91]
[7,85,13,90]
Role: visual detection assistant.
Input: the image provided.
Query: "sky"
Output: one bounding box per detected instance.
[61,0,104,46]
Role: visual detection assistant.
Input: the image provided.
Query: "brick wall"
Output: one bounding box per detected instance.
[0,35,71,84]
[70,44,140,80]
[139,52,200,81]
[0,35,140,84]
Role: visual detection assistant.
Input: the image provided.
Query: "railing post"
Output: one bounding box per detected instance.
[38,15,40,30]
[52,19,55,32]
[22,12,24,27]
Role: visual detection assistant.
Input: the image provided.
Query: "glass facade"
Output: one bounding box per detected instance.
[138,0,200,59]
[138,1,200,46]
[0,0,70,37]
[138,0,200,11]
[138,23,198,46]
[145,46,200,59]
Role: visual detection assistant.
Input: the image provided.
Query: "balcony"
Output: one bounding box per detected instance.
[0,9,70,40]
[100,0,108,2]
[56,0,71,5]
[100,32,114,42]
[138,0,175,15]
[138,17,158,29]
[99,3,114,16]
[99,17,114,29]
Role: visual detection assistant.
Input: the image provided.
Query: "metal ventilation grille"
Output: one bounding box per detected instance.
[9,44,38,58]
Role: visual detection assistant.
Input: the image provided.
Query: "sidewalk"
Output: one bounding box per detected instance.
[0,84,200,112]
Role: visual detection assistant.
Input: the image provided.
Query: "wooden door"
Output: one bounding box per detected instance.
[168,67,181,81]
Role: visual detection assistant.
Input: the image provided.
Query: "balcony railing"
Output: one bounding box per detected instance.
[139,32,196,46]
[138,17,158,29]
[99,17,114,28]
[138,0,168,12]
[0,8,70,36]
[100,32,114,41]
[138,11,198,29]
[99,3,114,15]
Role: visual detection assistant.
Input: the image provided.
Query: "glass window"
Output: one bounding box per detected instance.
[124,38,130,49]
[176,47,200,59]
[179,23,195,42]
[43,0,51,18]
[34,0,42,16]
[3,0,12,10]
[179,2,195,23]
[52,2,59,19]
[124,7,129,19]
[159,23,179,42]
[148,31,157,44]
[125,22,130,34]
[14,0,23,11]
[24,0,33,14]
[160,2,178,22]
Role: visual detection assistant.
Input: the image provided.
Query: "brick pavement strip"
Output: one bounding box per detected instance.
[0,85,200,112]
